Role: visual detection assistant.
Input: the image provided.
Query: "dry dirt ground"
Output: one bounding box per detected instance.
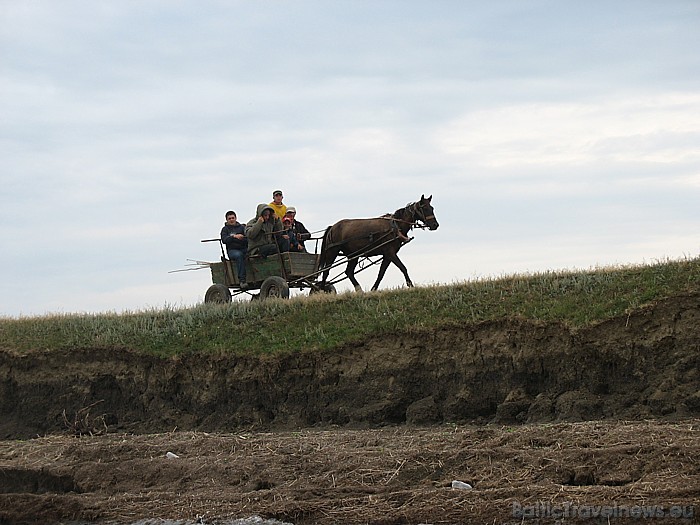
[1,420,699,525]
[1,293,699,524]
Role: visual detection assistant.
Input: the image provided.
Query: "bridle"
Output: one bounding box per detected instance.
[406,200,435,229]
[376,200,435,231]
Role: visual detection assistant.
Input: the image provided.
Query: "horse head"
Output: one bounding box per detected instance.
[411,194,439,230]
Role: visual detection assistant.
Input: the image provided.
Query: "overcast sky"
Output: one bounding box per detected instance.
[1,1,699,317]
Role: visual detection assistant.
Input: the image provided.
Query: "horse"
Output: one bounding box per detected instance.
[318,195,439,292]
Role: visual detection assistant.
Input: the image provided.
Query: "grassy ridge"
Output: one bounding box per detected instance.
[1,257,698,357]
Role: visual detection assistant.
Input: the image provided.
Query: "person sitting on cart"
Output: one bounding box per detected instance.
[245,203,289,257]
[283,206,311,252]
[282,216,303,252]
[220,210,248,285]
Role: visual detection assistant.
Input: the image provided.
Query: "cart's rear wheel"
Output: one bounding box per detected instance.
[204,284,231,304]
[260,276,290,299]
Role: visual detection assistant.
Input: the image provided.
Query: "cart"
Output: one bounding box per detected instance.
[199,238,336,302]
[172,231,399,303]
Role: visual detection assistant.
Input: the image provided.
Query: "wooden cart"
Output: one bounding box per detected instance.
[202,239,334,302]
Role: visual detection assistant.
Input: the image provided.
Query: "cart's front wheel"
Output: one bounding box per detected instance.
[204,284,232,304]
[260,276,290,299]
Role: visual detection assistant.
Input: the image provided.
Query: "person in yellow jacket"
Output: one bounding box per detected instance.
[268,189,287,219]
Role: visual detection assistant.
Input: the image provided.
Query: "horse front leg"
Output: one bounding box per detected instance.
[370,257,392,291]
[388,253,414,289]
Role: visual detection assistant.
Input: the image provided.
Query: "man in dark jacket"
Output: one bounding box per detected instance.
[283,206,311,252]
[220,210,248,284]
[245,204,288,257]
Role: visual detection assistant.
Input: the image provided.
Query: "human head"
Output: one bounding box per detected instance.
[225,211,237,222]
[272,190,283,204]
[261,208,273,221]
[283,217,292,227]
[285,206,296,217]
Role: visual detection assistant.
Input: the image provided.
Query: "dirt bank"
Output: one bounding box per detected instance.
[1,293,699,524]
[1,293,699,439]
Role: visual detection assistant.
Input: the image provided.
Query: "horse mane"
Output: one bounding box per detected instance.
[391,202,416,223]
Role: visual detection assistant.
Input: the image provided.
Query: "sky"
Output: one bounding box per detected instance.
[1,0,699,317]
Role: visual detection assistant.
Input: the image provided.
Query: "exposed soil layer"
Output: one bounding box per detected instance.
[1,294,699,438]
[0,293,699,523]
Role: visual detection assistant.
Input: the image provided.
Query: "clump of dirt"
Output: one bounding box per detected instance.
[0,421,698,524]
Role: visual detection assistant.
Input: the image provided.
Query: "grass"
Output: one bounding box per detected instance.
[1,256,698,357]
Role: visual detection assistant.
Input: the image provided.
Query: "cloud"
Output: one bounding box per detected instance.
[1,1,699,316]
[435,93,700,167]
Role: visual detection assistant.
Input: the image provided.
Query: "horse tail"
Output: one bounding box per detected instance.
[318,225,334,271]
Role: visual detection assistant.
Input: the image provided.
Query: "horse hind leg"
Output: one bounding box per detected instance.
[320,247,341,286]
[345,258,362,292]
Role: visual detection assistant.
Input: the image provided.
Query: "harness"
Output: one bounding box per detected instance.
[324,200,434,252]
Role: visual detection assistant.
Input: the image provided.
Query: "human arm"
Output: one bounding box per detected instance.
[295,221,311,241]
[222,225,246,247]
[245,219,264,240]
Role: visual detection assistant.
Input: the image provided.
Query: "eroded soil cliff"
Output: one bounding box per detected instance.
[0,294,699,524]
[1,293,699,438]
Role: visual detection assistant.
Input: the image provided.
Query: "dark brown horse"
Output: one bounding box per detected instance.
[318,195,439,291]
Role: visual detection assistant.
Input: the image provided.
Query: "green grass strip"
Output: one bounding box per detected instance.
[1,256,698,357]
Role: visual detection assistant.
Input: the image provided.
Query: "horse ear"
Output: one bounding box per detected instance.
[422,194,432,203]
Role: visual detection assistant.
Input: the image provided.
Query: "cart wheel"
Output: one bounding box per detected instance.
[204,284,232,304]
[260,276,290,299]
[310,283,337,295]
